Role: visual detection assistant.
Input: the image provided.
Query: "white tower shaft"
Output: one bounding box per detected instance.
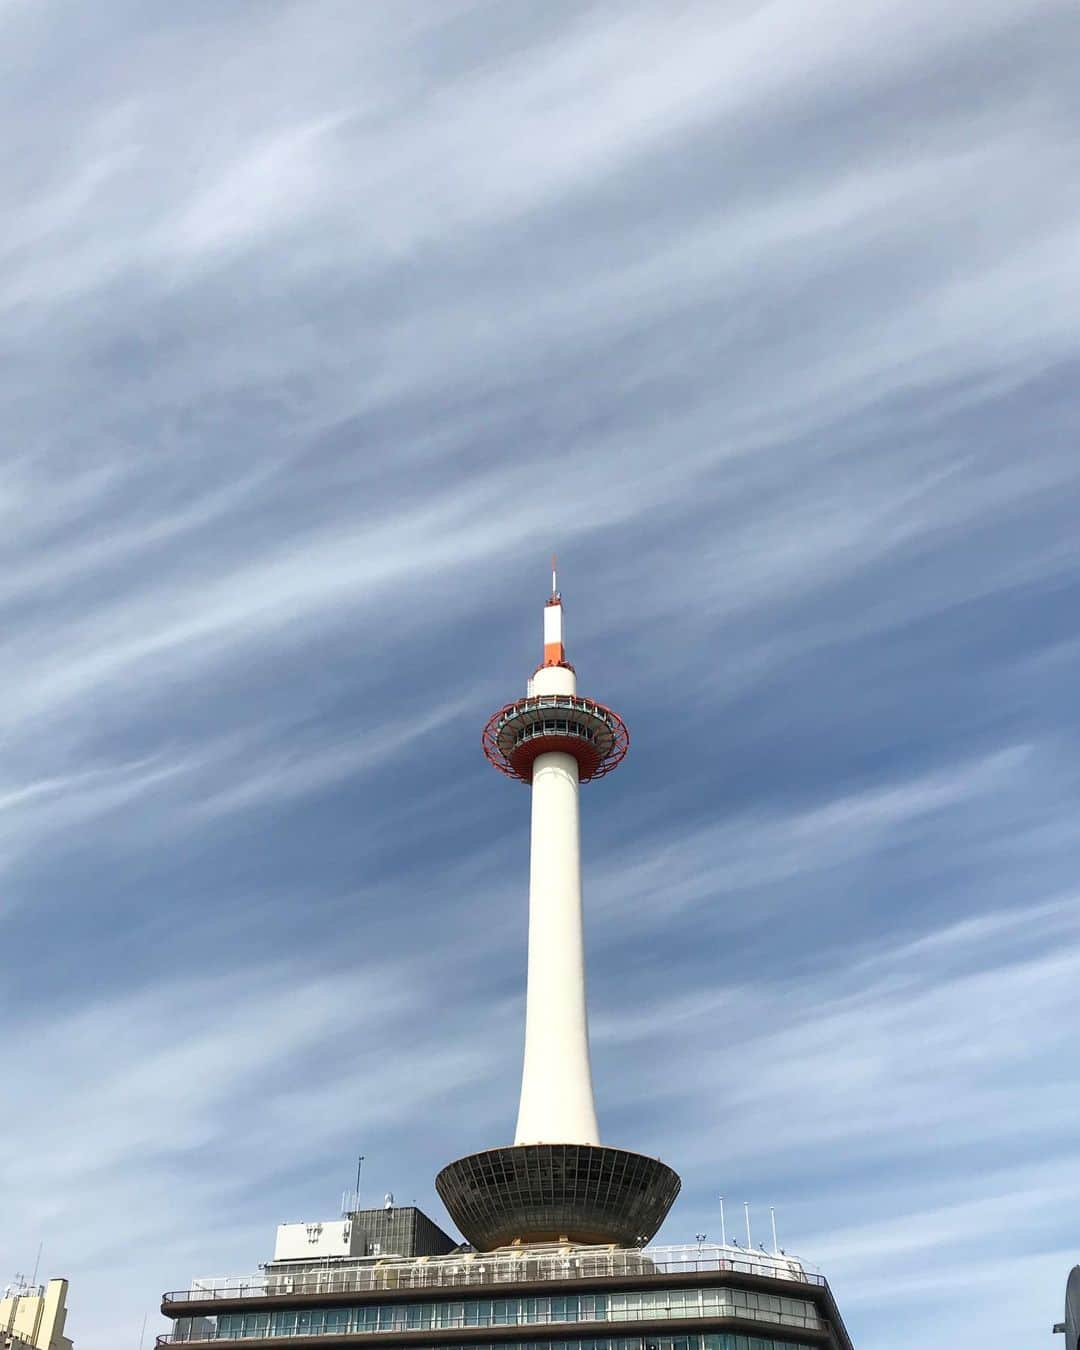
[514,607,600,1145]
[438,576,681,1253]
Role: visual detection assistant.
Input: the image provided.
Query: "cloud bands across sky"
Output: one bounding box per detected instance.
[1,2,1078,1347]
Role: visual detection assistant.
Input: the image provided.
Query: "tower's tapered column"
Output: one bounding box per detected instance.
[515,747,599,1144]
[438,574,680,1251]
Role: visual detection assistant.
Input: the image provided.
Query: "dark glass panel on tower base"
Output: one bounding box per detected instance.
[436,1144,681,1251]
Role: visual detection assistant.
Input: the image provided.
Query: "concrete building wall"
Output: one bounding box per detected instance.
[273,1221,364,1262]
[272,1208,456,1265]
[0,1279,73,1350]
[347,1207,455,1258]
[1065,1265,1080,1349]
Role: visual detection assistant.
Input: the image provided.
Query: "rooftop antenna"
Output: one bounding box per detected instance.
[341,1154,364,1214]
[138,1312,147,1350]
[551,554,559,600]
[770,1206,779,1256]
[30,1242,42,1290]
[719,1195,726,1247]
[743,1202,753,1250]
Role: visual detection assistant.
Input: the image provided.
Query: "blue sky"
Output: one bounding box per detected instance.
[2,2,1078,1346]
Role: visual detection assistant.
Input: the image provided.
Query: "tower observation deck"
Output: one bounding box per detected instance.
[437,570,680,1249]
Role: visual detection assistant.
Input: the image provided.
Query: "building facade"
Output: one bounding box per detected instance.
[271,1207,457,1266]
[1054,1265,1080,1346]
[1,1278,74,1350]
[162,1235,852,1349]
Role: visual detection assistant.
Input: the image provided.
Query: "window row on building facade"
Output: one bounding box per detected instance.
[170,1287,821,1343]
[172,1331,817,1350]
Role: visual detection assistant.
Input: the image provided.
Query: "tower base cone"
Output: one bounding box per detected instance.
[436,1144,681,1251]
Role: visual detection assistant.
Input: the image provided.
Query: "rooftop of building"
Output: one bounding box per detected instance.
[165,1241,824,1306]
[159,1241,853,1350]
[269,1205,458,1268]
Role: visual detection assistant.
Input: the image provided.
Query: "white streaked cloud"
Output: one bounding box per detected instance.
[587,745,1035,928]
[593,889,1080,1349]
[0,953,494,1342]
[1,2,1078,1347]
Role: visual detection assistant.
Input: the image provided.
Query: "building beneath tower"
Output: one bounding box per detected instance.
[156,578,855,1349]
[162,1222,853,1349]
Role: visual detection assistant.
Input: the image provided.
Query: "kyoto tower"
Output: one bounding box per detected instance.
[437,567,680,1249]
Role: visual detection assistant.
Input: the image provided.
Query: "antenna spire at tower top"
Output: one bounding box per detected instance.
[543,558,565,666]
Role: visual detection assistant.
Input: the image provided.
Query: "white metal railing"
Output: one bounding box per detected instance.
[167,1244,822,1305]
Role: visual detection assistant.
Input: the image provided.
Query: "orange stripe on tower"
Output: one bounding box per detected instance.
[543,596,565,667]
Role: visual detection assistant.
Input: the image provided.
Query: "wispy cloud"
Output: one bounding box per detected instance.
[1,1,1077,1347]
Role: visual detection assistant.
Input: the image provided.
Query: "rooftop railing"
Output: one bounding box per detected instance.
[165,1244,824,1305]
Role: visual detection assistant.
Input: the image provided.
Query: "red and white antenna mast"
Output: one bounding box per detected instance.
[543,555,566,668]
